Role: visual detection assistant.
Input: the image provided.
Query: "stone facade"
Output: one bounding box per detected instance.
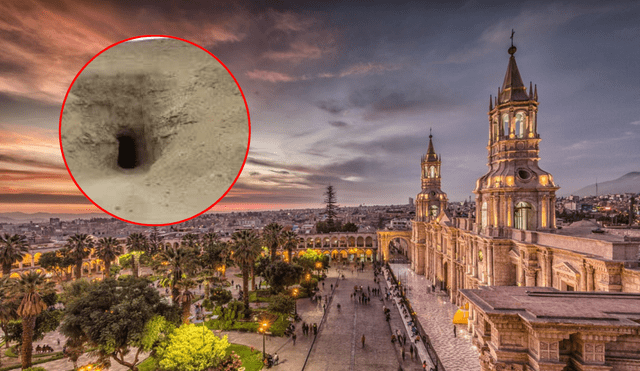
[461,286,640,371]
[404,42,640,370]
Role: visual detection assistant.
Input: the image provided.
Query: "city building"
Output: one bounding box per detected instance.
[396,42,640,370]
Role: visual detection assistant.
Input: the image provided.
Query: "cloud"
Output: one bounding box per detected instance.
[315,99,345,114]
[0,193,90,204]
[246,69,298,82]
[270,169,290,174]
[630,120,640,126]
[262,41,326,63]
[0,0,250,102]
[245,62,401,83]
[329,121,348,127]
[338,62,401,77]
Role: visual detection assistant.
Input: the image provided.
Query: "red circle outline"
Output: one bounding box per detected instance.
[59,35,251,226]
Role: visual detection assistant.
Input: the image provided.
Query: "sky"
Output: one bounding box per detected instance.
[1,0,639,216]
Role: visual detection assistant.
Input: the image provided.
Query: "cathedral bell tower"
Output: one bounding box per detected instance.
[474,41,559,235]
[416,132,448,222]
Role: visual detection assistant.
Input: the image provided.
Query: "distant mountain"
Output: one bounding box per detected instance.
[571,172,640,196]
[0,212,106,223]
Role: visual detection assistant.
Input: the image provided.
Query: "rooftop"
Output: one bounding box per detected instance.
[461,286,640,328]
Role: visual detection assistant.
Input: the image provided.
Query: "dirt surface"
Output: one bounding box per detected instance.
[60,38,249,224]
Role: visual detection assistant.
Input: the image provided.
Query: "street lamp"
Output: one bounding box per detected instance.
[292,288,299,315]
[259,321,269,362]
[315,262,322,276]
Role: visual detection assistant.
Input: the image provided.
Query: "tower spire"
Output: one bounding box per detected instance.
[426,130,437,161]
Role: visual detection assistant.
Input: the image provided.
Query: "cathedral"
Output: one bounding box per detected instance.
[408,42,640,371]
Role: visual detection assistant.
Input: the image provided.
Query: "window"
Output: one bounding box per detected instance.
[515,112,525,138]
[429,166,436,178]
[515,201,533,230]
[492,118,499,142]
[481,202,488,229]
[502,114,509,137]
[430,205,439,217]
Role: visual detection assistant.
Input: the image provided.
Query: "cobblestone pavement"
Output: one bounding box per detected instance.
[390,264,481,371]
[304,265,424,371]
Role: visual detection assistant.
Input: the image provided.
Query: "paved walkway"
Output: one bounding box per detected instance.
[390,264,481,371]
[382,267,434,370]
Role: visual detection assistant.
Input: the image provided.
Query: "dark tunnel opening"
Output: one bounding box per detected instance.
[117,134,138,169]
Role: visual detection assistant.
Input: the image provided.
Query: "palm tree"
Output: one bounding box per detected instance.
[148,227,163,256]
[126,233,148,278]
[65,234,93,280]
[263,223,283,261]
[201,232,218,248]
[181,233,200,251]
[10,271,55,369]
[231,230,260,315]
[175,279,196,324]
[0,277,16,349]
[282,230,299,264]
[96,237,123,278]
[0,234,29,276]
[155,247,197,303]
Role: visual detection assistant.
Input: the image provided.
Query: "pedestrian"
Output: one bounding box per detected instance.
[453,325,457,338]
[322,282,325,289]
[410,344,414,360]
[313,323,318,335]
[402,346,405,360]
[361,334,366,348]
[274,352,279,365]
[57,338,60,346]
[422,361,427,370]
[331,284,333,290]
[231,280,234,286]
[292,332,297,345]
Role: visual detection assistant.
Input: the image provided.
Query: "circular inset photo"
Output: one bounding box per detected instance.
[60,36,250,225]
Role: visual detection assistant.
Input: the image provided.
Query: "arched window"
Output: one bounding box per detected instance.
[492,118,499,142]
[481,202,488,229]
[429,166,436,178]
[515,201,533,230]
[430,205,439,217]
[515,112,525,138]
[502,114,509,138]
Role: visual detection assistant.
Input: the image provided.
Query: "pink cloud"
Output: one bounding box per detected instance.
[246,69,298,82]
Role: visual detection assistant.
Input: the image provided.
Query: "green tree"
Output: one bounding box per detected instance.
[281,230,299,264]
[10,271,55,369]
[148,227,163,256]
[154,247,198,303]
[342,222,359,232]
[156,323,230,371]
[0,234,29,276]
[126,233,148,278]
[181,234,200,250]
[65,234,93,280]
[230,230,260,316]
[267,293,295,314]
[5,309,63,347]
[0,277,17,348]
[263,261,303,294]
[297,249,329,274]
[96,237,123,278]
[324,185,339,231]
[262,223,283,262]
[61,277,179,371]
[38,250,75,282]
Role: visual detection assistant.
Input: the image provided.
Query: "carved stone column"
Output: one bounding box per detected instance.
[416,244,425,275]
[587,265,595,292]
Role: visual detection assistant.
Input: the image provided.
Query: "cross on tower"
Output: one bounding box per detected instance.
[510,29,515,47]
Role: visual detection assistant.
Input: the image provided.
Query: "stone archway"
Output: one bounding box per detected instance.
[377,230,412,263]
